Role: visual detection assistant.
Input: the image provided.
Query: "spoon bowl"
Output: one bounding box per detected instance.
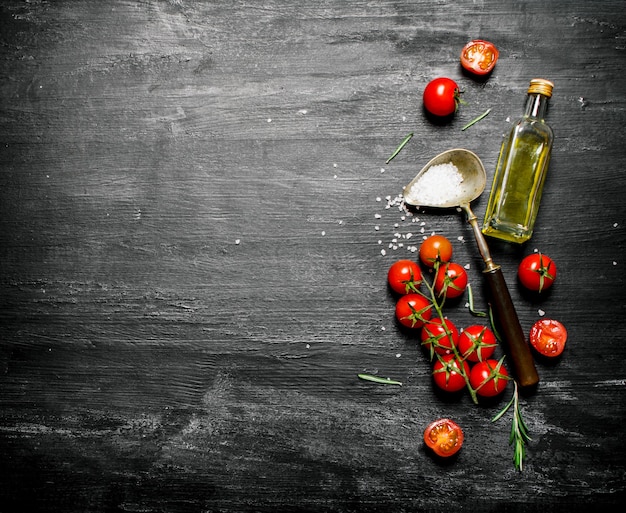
[403,148,486,208]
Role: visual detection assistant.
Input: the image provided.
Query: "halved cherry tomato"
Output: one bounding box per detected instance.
[423,78,462,117]
[458,325,497,362]
[432,355,469,393]
[518,253,557,293]
[423,418,464,457]
[469,359,509,397]
[387,259,422,295]
[419,235,453,268]
[530,319,567,357]
[460,39,499,76]
[395,293,432,329]
[434,262,468,299]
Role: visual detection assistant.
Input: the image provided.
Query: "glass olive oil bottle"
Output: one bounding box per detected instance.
[482,79,554,243]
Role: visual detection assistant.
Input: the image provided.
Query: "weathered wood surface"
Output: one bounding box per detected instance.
[1,1,625,511]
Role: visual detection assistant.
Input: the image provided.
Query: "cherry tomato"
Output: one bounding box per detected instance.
[460,39,499,76]
[419,235,453,268]
[423,78,462,117]
[421,317,459,356]
[530,319,567,357]
[423,418,464,458]
[433,355,469,393]
[469,359,509,397]
[395,293,432,329]
[458,325,497,362]
[387,259,422,295]
[518,253,557,293]
[434,262,468,299]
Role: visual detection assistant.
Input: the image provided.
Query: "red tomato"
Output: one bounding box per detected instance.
[420,317,459,356]
[518,253,557,293]
[460,39,499,76]
[423,418,464,458]
[419,235,453,268]
[423,78,462,117]
[395,293,432,329]
[387,259,422,295]
[434,262,468,299]
[469,359,509,397]
[530,319,567,357]
[458,325,497,362]
[432,355,469,393]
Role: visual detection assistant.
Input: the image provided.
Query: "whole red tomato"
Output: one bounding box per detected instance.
[434,262,468,299]
[387,259,422,295]
[423,418,464,457]
[460,39,499,76]
[420,317,459,357]
[458,325,497,362]
[518,253,557,293]
[530,319,567,357]
[419,235,453,268]
[423,78,462,117]
[395,293,432,329]
[432,355,469,393]
[469,359,509,397]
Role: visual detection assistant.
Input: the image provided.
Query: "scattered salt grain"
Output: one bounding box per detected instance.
[381,249,386,256]
[614,222,619,228]
[538,309,545,316]
[375,214,382,219]
[395,353,401,358]
[464,263,470,270]
[235,239,241,245]
[375,225,380,231]
[376,197,382,202]
[321,231,326,236]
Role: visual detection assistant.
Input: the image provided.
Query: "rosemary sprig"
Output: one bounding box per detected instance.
[385,132,414,164]
[492,380,531,471]
[358,373,403,386]
[461,108,492,131]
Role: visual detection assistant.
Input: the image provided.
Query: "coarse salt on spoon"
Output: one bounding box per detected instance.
[404,148,539,388]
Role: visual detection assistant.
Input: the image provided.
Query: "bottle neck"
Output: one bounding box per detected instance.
[524,93,549,120]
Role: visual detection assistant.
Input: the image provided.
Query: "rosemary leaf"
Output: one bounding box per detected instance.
[385,132,413,164]
[358,373,403,386]
[461,108,492,131]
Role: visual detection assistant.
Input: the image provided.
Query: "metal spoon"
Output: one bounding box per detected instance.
[404,148,538,388]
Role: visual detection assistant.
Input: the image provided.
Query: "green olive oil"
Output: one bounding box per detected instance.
[482,79,554,243]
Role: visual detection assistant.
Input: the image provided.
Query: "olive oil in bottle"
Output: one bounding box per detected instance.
[482,79,554,243]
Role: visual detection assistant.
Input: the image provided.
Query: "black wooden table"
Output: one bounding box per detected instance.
[1,1,625,512]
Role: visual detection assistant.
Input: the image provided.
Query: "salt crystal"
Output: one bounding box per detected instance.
[235,239,241,245]
[381,249,386,256]
[404,162,464,206]
[375,225,380,231]
[538,309,545,316]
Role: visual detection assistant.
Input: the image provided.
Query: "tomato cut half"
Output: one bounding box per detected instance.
[423,418,464,457]
[460,39,499,76]
[530,319,567,357]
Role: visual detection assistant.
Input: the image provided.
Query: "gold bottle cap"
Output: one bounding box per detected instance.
[528,78,554,97]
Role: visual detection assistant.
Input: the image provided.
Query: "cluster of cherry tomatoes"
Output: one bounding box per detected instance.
[388,235,510,402]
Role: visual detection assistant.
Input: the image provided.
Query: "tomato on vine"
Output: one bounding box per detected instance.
[469,359,510,398]
[395,293,432,329]
[434,262,468,299]
[432,354,469,393]
[420,317,459,357]
[387,259,422,295]
[458,325,497,362]
[423,418,464,458]
[419,235,453,268]
[518,253,557,293]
